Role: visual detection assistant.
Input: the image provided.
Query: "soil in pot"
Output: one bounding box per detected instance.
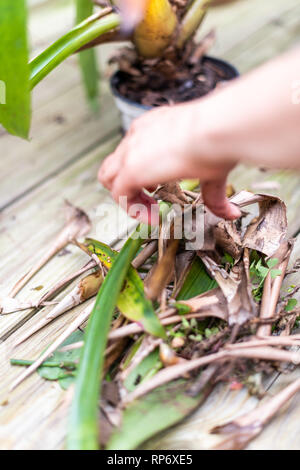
[110,40,238,107]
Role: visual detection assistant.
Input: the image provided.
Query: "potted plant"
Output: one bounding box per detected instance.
[0,0,239,138]
[109,0,239,130]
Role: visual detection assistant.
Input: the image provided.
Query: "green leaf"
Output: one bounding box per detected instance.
[270,269,282,279]
[181,316,190,329]
[223,252,234,266]
[176,257,217,301]
[257,265,269,279]
[179,179,199,191]
[173,302,192,315]
[250,258,269,287]
[76,0,100,111]
[68,229,144,450]
[86,238,166,339]
[38,366,76,381]
[189,333,203,341]
[285,298,298,312]
[30,11,120,89]
[124,348,162,393]
[10,331,84,389]
[267,258,279,269]
[107,379,210,450]
[204,326,219,338]
[38,330,84,389]
[0,0,31,138]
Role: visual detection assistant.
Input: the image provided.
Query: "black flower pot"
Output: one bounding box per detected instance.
[110,56,239,132]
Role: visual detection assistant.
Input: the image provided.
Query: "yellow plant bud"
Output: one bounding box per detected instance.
[133,0,177,58]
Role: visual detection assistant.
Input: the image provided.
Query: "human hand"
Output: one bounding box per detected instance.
[98,102,240,224]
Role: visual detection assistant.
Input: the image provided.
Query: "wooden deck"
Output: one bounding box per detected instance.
[0,0,300,450]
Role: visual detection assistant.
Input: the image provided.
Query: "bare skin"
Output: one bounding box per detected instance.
[99,47,300,224]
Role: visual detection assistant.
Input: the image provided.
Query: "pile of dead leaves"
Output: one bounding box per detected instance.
[3,183,300,450]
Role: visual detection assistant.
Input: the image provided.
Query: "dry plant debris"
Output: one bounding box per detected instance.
[7,185,300,450]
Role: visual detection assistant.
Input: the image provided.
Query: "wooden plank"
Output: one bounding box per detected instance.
[1,0,300,451]
[0,81,120,210]
[0,134,135,450]
[145,369,300,450]
[229,167,300,237]
[0,135,134,340]
[29,0,73,58]
[224,3,300,72]
[201,0,299,62]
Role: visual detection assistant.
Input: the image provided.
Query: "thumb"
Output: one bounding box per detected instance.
[202,179,241,220]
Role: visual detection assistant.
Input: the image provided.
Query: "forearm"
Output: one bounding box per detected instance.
[193,47,300,169]
[99,47,300,223]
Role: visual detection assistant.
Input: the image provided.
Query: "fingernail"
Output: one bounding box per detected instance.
[229,203,241,219]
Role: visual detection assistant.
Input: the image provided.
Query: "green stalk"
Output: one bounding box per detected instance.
[30,11,121,89]
[177,0,213,48]
[179,179,200,191]
[67,227,144,450]
[10,358,77,369]
[76,0,100,111]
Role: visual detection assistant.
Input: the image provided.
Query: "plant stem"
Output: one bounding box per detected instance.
[30,10,120,89]
[10,302,95,391]
[67,227,144,450]
[123,346,300,405]
[10,358,77,369]
[76,0,100,111]
[177,0,213,48]
[257,244,292,337]
[14,270,103,347]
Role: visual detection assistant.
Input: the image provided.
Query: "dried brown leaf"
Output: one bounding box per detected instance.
[257,241,293,337]
[154,182,190,207]
[14,270,103,346]
[198,253,256,325]
[132,240,158,269]
[242,193,287,257]
[189,29,216,64]
[123,346,300,405]
[214,219,243,261]
[212,376,300,450]
[144,239,179,301]
[9,201,91,297]
[172,250,196,297]
[178,287,228,321]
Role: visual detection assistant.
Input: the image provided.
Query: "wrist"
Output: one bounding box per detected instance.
[187,88,240,170]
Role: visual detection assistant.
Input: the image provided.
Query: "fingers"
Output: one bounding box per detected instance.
[118,0,148,32]
[98,135,160,225]
[202,179,241,220]
[98,147,123,191]
[112,175,159,226]
[127,191,160,226]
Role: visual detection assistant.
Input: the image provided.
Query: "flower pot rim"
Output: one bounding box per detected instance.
[110,55,239,109]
